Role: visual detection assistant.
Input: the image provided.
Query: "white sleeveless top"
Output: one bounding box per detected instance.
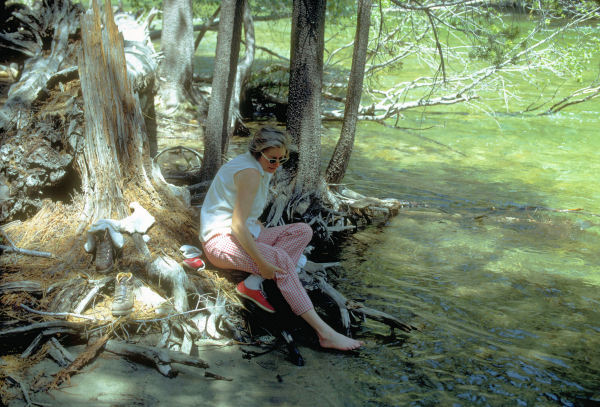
[200,152,273,242]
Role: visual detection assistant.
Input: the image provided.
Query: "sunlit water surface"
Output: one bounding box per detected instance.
[319,107,600,406]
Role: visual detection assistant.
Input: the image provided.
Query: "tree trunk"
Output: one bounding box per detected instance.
[199,0,245,182]
[287,0,327,196]
[77,0,152,227]
[264,0,327,226]
[228,2,255,135]
[158,0,194,110]
[325,0,372,185]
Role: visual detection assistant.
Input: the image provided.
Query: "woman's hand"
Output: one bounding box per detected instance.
[258,260,285,279]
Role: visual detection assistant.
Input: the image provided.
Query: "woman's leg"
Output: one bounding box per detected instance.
[300,309,363,350]
[203,233,362,351]
[203,234,313,315]
[256,223,312,266]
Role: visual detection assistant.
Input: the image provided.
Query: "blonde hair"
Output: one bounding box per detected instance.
[248,126,290,159]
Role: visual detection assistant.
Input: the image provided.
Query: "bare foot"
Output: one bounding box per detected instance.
[319,330,363,351]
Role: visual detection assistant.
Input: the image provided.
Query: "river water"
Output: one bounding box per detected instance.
[317,105,600,405]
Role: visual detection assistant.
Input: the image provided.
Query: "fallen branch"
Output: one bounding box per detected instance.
[104,339,209,377]
[204,371,233,381]
[6,375,33,406]
[73,276,112,315]
[348,301,416,333]
[47,337,75,367]
[0,281,43,295]
[20,303,98,321]
[47,334,110,390]
[21,333,45,359]
[0,244,52,258]
[0,321,85,338]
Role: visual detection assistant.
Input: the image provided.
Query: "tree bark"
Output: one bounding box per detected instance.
[158,0,194,109]
[264,0,327,226]
[228,2,255,134]
[325,0,372,185]
[287,0,327,196]
[199,0,246,182]
[78,0,152,227]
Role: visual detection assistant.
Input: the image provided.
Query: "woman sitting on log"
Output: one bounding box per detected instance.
[200,126,362,351]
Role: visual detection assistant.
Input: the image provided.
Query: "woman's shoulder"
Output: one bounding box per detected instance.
[225,152,262,174]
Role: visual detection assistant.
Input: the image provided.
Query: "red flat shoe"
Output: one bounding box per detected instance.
[236,281,275,313]
[182,257,205,271]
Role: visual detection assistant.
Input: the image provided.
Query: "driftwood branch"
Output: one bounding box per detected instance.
[349,302,415,333]
[104,339,209,377]
[0,321,86,338]
[0,281,43,295]
[20,303,98,321]
[544,83,600,114]
[0,244,53,258]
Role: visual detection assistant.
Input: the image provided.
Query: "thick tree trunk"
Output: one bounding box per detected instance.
[77,0,151,227]
[287,0,326,196]
[325,0,372,186]
[199,0,245,182]
[158,0,194,110]
[0,5,160,225]
[265,0,327,226]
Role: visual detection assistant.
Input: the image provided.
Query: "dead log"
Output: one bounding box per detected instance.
[0,0,161,225]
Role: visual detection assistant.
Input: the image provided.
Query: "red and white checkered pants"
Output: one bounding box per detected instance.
[202,223,314,315]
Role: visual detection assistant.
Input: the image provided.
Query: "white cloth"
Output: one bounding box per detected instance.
[84,202,155,253]
[200,152,272,242]
[180,245,202,258]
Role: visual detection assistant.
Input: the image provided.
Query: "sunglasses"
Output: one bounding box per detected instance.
[261,151,288,165]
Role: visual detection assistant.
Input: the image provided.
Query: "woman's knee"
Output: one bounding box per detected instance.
[293,222,313,239]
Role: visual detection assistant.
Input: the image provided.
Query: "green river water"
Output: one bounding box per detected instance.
[186,15,600,406]
[319,106,600,406]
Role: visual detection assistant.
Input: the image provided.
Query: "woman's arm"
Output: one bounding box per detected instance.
[231,168,283,279]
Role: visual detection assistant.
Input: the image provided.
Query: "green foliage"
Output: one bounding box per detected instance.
[248,1,291,17]
[468,15,522,65]
[119,0,160,14]
[326,0,357,19]
[192,1,221,19]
